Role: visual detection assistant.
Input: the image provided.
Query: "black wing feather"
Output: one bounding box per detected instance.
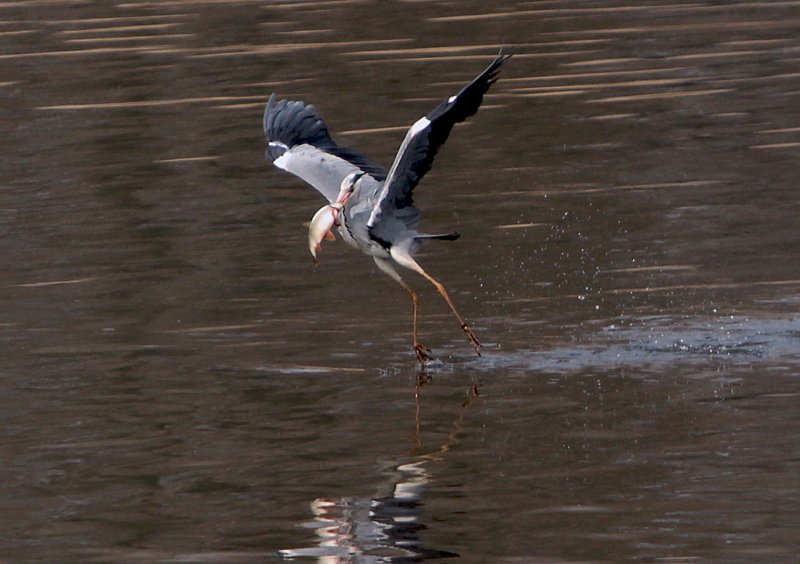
[381,50,511,212]
[263,94,387,181]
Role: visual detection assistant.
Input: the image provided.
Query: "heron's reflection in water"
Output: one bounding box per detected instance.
[279,373,479,562]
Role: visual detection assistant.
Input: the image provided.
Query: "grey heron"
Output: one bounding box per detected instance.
[264,51,511,363]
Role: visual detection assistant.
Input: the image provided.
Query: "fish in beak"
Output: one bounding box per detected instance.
[308,203,342,264]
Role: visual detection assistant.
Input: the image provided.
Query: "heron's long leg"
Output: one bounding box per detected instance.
[389,249,481,356]
[373,257,433,363]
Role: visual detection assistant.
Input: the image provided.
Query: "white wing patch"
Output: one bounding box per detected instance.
[409,116,431,137]
[272,147,291,170]
[448,95,458,104]
[269,140,289,154]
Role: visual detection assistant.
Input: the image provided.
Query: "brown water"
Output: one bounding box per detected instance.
[2,1,800,562]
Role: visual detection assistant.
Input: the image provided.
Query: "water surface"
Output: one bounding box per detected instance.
[1,1,799,562]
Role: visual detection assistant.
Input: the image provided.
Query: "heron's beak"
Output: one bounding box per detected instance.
[308,203,342,264]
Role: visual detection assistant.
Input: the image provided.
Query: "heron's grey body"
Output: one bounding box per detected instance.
[263,51,511,362]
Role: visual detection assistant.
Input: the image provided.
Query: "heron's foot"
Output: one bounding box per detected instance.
[414,342,434,364]
[462,324,482,357]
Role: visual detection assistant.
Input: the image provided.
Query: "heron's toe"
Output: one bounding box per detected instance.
[414,343,434,364]
[462,325,482,353]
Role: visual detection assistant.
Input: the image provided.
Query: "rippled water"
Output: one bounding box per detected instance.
[2,1,799,562]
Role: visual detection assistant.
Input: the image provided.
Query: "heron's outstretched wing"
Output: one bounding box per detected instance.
[264,94,387,203]
[367,51,511,230]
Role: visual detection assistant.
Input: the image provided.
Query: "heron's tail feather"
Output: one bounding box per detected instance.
[415,232,460,241]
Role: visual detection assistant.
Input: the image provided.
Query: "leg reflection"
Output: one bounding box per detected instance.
[278,373,480,562]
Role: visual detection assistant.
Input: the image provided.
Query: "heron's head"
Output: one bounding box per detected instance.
[336,171,366,202]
